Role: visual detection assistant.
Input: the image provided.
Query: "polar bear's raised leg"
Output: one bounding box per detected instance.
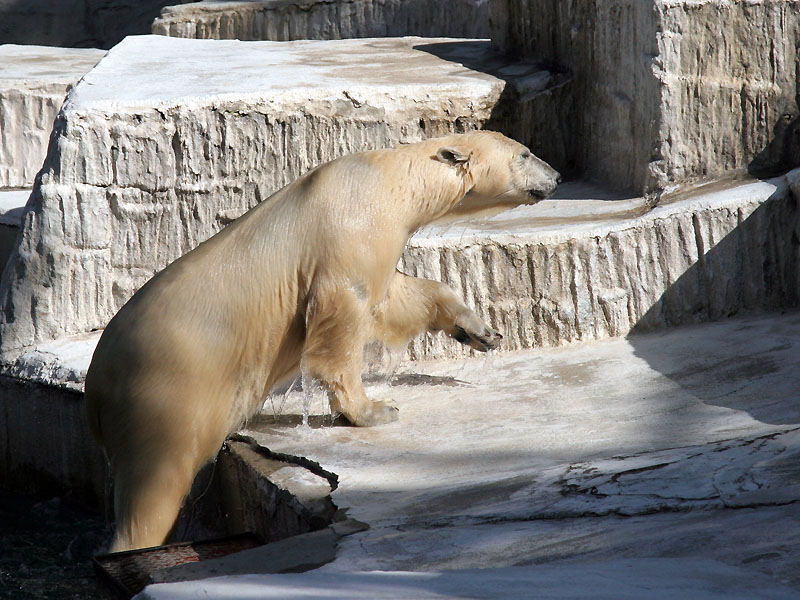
[373,271,502,351]
[304,283,399,426]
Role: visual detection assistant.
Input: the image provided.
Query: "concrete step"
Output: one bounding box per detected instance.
[0,45,105,188]
[152,0,489,41]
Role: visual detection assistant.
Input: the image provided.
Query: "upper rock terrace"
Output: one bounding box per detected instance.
[151,0,489,41]
[0,44,105,189]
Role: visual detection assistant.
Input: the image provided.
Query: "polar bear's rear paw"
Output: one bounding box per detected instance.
[350,399,399,427]
[453,324,503,352]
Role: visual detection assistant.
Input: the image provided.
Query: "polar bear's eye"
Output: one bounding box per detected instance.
[520,151,532,159]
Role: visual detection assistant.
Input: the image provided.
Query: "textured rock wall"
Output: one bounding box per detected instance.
[2,110,798,360]
[489,0,800,194]
[0,0,192,48]
[0,46,105,188]
[0,35,571,355]
[402,177,800,360]
[152,0,489,41]
[0,89,63,188]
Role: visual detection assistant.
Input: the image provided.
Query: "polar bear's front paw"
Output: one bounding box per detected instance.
[453,324,503,352]
[352,399,399,427]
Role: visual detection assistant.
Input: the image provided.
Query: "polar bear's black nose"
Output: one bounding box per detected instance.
[556,173,562,184]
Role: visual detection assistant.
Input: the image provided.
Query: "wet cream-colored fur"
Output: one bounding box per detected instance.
[84,131,560,551]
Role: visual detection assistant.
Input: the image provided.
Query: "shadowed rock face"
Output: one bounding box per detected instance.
[152,0,489,41]
[489,0,800,195]
[0,0,187,49]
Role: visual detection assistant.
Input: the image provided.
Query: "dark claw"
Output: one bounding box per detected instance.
[454,326,472,345]
[453,325,503,352]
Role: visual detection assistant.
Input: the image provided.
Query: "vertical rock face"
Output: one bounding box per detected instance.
[489,0,800,194]
[0,0,192,49]
[0,46,105,188]
[152,0,489,41]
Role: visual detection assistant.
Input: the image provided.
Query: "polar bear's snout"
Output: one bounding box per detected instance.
[520,150,561,201]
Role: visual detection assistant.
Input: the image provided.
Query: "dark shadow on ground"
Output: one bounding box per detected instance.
[0,491,114,600]
[628,180,800,426]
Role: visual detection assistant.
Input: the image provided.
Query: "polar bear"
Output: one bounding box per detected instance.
[84,130,560,551]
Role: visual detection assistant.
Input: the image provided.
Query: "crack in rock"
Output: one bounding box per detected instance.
[228,432,339,492]
[406,428,800,528]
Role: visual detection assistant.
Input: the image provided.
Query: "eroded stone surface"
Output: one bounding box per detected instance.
[0,45,105,188]
[152,0,489,41]
[489,0,800,193]
[233,311,800,592]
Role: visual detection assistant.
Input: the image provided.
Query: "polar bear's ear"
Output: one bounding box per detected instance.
[435,147,472,166]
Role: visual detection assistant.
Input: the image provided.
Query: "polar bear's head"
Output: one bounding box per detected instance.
[434,131,560,218]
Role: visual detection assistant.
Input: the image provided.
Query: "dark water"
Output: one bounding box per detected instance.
[0,492,116,599]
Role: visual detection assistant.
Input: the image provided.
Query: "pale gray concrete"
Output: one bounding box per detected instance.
[135,311,800,598]
[0,45,104,188]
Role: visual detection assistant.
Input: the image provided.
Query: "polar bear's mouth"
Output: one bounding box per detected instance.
[528,189,549,200]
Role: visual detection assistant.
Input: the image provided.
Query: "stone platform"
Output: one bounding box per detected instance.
[0,44,105,188]
[152,0,489,41]
[136,310,800,598]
